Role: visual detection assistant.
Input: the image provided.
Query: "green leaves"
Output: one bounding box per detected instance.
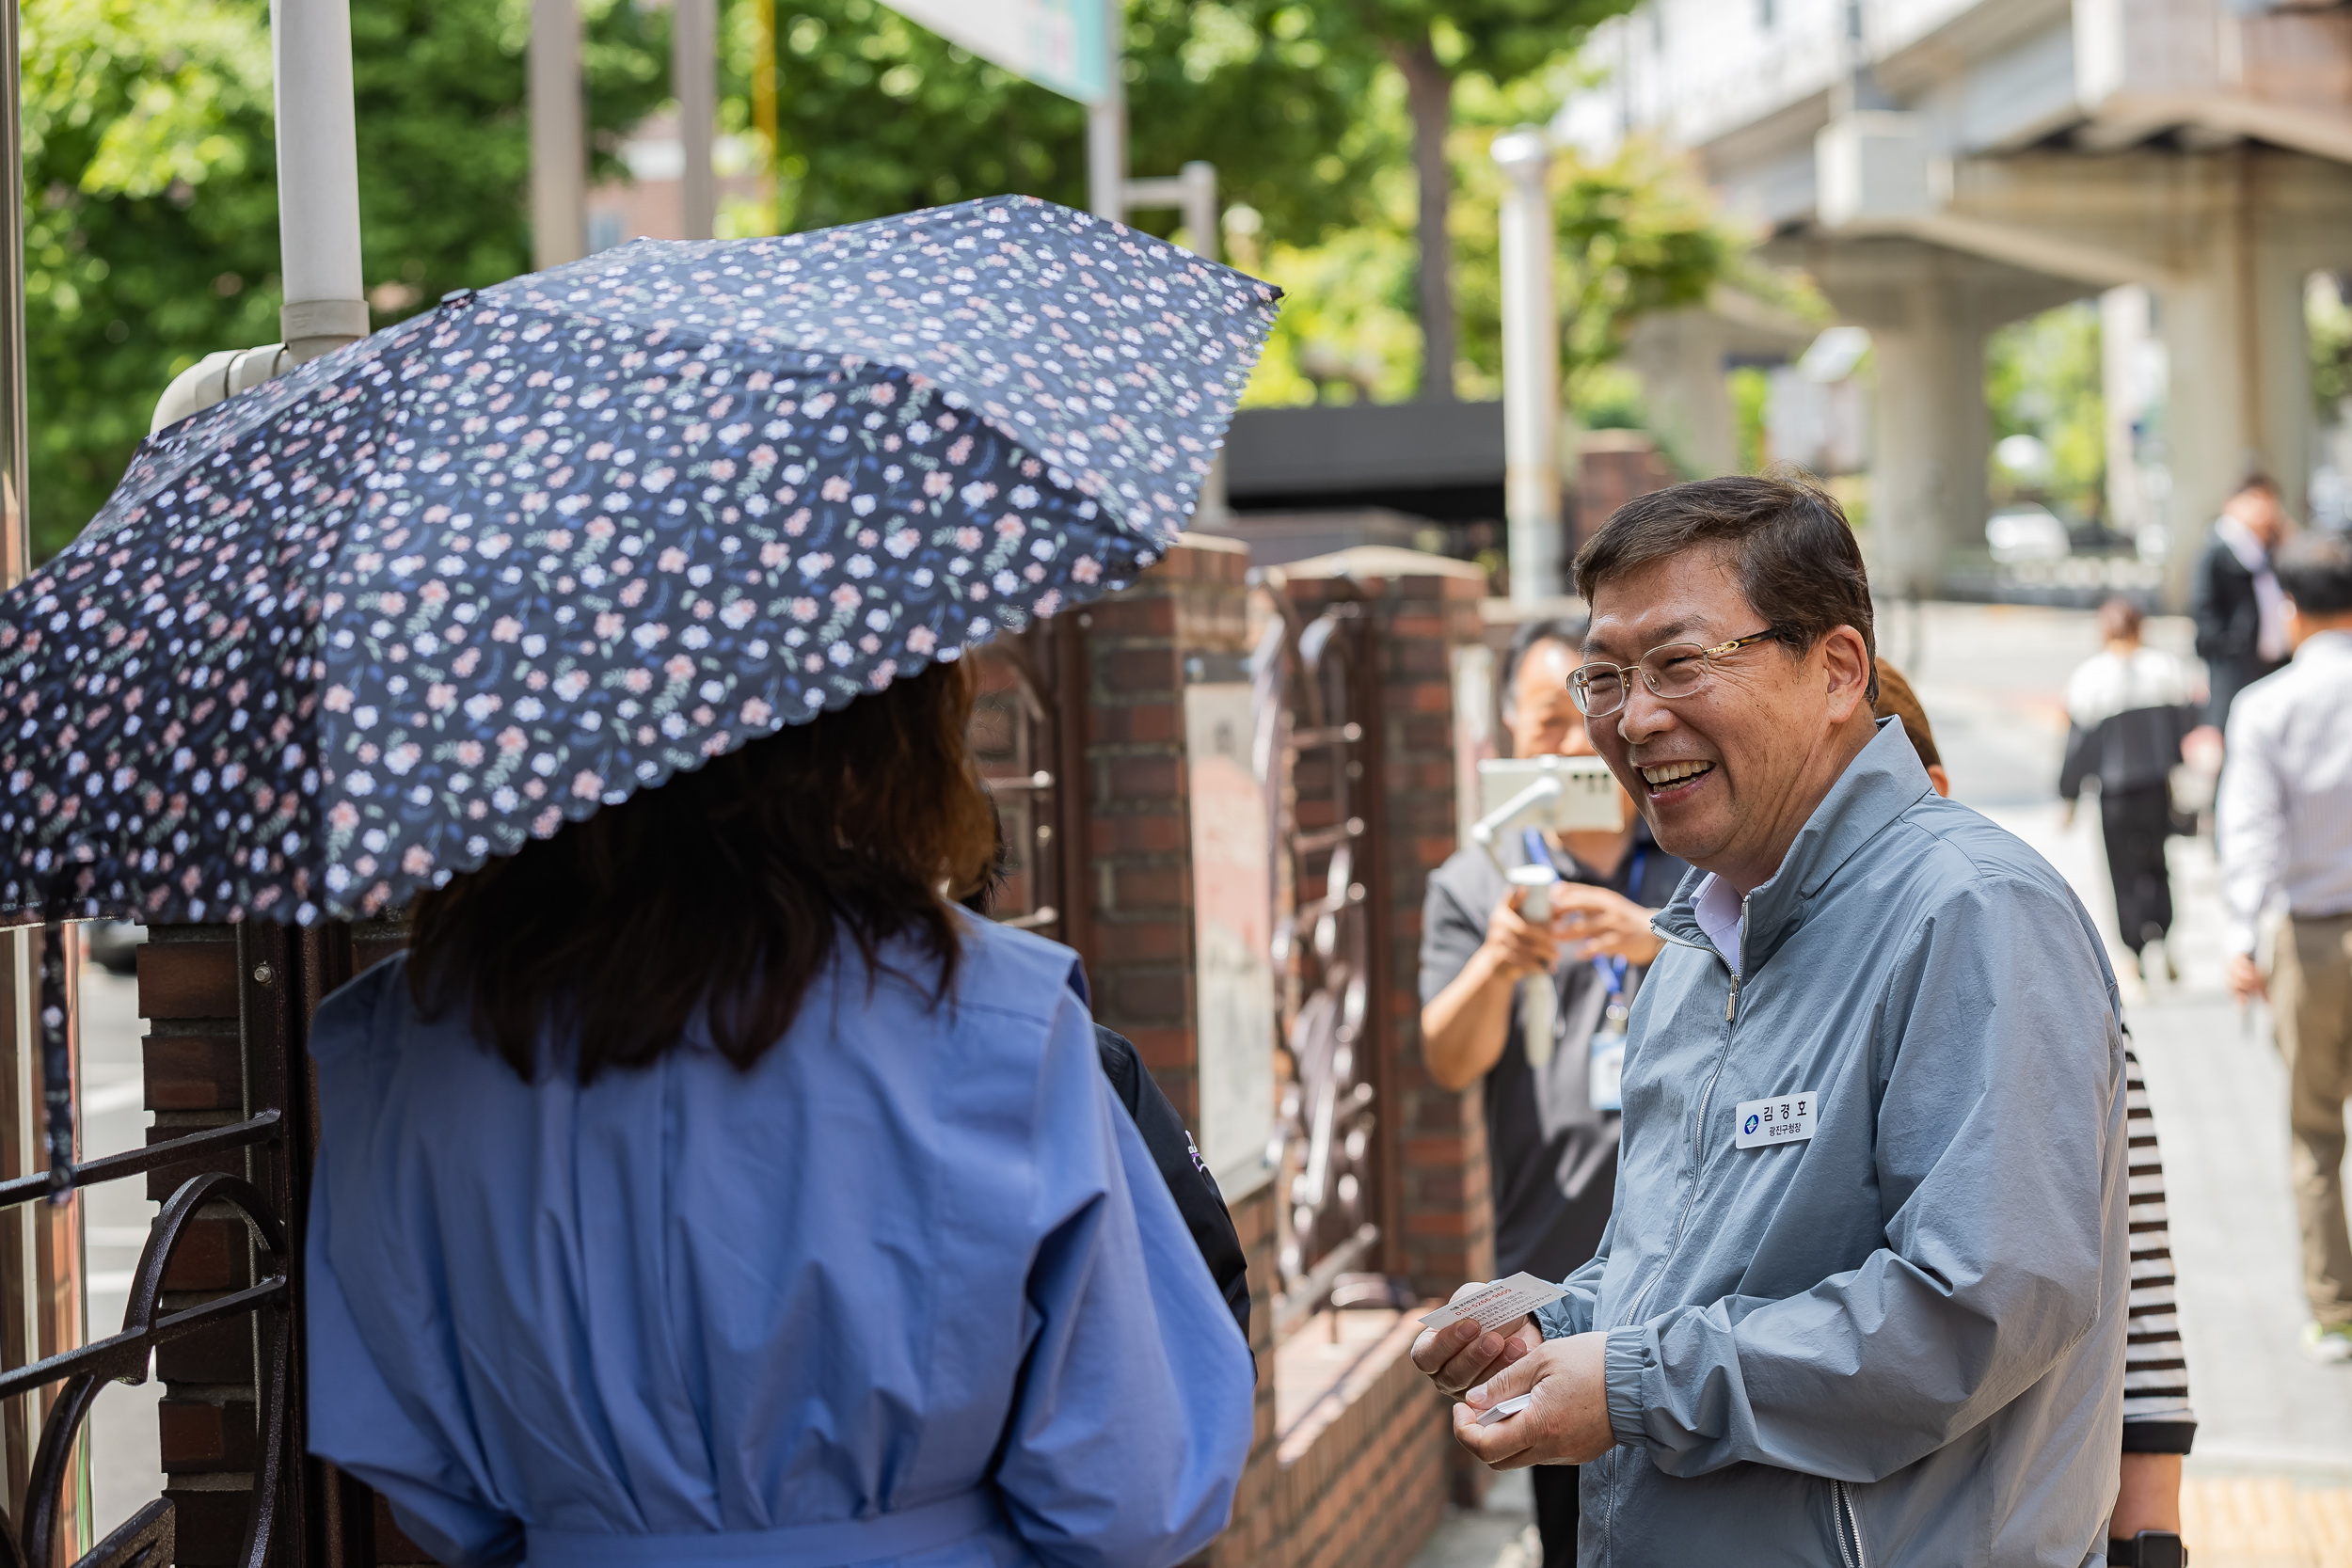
[22,0,666,561]
[733,0,1388,247]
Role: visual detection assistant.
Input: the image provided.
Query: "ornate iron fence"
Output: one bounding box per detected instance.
[1253,592,1396,1334]
[967,622,1089,953]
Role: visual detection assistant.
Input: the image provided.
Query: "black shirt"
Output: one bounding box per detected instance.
[1094,1024,1251,1342]
[1418,823,1688,1281]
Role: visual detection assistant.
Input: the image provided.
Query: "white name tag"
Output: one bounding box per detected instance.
[1733,1090,1819,1149]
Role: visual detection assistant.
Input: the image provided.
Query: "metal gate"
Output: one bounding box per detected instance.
[1252,590,1397,1336]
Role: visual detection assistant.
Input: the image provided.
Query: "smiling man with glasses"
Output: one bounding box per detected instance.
[1411,473,2132,1568]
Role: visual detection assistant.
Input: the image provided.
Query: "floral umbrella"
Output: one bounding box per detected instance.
[0,194,1279,1185]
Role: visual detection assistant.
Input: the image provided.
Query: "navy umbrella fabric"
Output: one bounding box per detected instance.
[0,194,1280,1188]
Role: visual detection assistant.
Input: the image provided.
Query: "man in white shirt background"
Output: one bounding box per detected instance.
[2218,531,2352,1362]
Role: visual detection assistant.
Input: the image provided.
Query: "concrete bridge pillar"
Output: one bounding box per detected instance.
[1782,238,2077,597]
[2153,198,2314,601]
[1626,310,1738,479]
[1868,289,1991,599]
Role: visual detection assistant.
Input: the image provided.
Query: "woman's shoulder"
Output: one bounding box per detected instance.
[944,911,1090,1023]
[309,950,415,1061]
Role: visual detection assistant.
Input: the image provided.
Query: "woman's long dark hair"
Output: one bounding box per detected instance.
[406,658,998,1082]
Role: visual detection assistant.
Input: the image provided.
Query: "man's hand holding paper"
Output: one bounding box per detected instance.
[1408,1275,1556,1396]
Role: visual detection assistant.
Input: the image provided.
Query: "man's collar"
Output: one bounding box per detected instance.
[1652,718,1933,974]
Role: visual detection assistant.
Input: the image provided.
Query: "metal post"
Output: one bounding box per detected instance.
[530,0,587,269]
[1492,126,1563,606]
[272,0,370,362]
[1085,7,1124,221]
[752,0,779,233]
[1178,160,1217,262]
[675,0,717,241]
[0,15,90,1559]
[0,0,24,593]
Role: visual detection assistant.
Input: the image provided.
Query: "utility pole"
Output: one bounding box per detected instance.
[1492,125,1563,605]
[274,0,370,362]
[676,0,718,241]
[1086,5,1124,220]
[530,0,587,268]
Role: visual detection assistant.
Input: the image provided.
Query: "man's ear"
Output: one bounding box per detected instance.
[1819,626,1874,723]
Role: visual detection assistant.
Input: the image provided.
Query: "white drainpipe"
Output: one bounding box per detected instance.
[154,0,369,429]
[273,0,369,362]
[1492,124,1563,606]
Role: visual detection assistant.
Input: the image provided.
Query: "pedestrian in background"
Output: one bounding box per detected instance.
[304,661,1254,1567]
[2060,597,2200,982]
[1418,616,1689,1568]
[2192,472,2294,736]
[2218,531,2352,1364]
[1879,655,2196,1560]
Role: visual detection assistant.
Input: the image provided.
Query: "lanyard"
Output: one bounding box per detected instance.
[1592,842,1646,1003]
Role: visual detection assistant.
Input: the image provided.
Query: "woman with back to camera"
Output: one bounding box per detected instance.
[301,657,1254,1568]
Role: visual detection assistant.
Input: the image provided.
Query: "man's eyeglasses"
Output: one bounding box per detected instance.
[1567,629,1784,719]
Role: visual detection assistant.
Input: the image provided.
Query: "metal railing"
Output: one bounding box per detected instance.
[1254,594,1396,1334]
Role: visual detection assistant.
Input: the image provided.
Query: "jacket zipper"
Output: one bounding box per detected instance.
[1607,902,1751,1564]
[1834,1480,1869,1568]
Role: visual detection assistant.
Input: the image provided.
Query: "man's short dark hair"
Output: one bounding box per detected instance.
[2277,531,2352,617]
[1499,614,1589,719]
[1570,471,1878,705]
[2232,470,2280,499]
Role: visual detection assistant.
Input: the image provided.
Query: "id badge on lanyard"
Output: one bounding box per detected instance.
[1585,842,1645,1114]
[1588,970,1628,1112]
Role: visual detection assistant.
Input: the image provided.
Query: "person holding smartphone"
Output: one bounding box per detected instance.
[1417,616,1689,1568]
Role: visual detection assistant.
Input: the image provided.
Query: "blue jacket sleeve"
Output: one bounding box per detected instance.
[306,1163,526,1568]
[1603,875,2121,1481]
[1534,1212,1616,1340]
[993,990,1255,1568]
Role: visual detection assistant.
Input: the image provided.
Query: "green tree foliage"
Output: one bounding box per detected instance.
[732,0,1391,250]
[22,0,666,561]
[1454,135,1734,393]
[1250,119,1743,420]
[1985,298,2105,521]
[1301,0,1637,398]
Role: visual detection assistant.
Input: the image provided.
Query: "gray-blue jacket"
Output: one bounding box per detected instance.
[1534,719,2127,1567]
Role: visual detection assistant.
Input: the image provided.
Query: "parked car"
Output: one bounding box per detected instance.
[1986,504,2071,563]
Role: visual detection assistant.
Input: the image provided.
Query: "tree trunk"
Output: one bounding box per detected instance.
[1392,39,1455,403]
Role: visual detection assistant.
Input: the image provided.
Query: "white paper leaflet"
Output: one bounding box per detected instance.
[1473,1393,1534,1427]
[1418,1273,1567,1334]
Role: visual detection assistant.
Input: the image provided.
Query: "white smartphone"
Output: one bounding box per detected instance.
[1476,755,1626,835]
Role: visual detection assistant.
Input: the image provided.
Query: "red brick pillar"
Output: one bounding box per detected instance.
[1066,536,1282,1567]
[1276,550,1492,1303]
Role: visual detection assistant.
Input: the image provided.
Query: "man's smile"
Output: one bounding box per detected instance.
[1637,759,1717,799]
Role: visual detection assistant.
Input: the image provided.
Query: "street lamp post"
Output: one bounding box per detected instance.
[676,0,718,241]
[1492,125,1564,606]
[530,0,588,268]
[1086,7,1124,220]
[274,0,370,362]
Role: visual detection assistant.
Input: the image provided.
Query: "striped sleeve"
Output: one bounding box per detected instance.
[2122,1046,2196,1453]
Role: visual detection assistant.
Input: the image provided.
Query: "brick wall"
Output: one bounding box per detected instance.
[1576,429,1677,558]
